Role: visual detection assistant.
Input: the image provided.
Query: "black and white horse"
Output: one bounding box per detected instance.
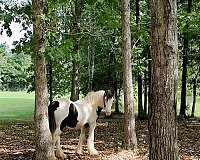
[48,90,114,159]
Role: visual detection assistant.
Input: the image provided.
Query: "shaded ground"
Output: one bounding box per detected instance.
[0,118,200,160]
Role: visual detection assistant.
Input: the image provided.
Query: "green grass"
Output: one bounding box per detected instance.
[177,96,200,117]
[0,91,34,120]
[0,91,199,121]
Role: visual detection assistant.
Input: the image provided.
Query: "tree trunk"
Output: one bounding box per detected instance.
[179,0,192,118]
[122,0,137,149]
[148,47,151,118]
[49,60,53,103]
[191,79,196,118]
[87,41,95,91]
[149,0,179,159]
[71,0,84,101]
[138,73,143,118]
[144,71,147,116]
[180,36,188,118]
[114,85,120,113]
[114,52,120,113]
[32,0,55,159]
[135,0,144,119]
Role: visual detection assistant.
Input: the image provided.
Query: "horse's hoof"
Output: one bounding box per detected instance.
[55,150,66,160]
[89,149,98,156]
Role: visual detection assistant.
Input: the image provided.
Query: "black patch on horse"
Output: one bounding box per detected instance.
[96,106,102,120]
[84,123,89,128]
[48,101,59,133]
[60,103,78,131]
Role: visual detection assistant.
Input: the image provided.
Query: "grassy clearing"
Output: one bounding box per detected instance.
[0,91,34,120]
[0,91,199,121]
[177,96,200,117]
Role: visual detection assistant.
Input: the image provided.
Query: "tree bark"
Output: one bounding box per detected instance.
[138,73,143,118]
[148,46,152,118]
[114,82,120,113]
[122,0,137,149]
[32,0,55,159]
[71,0,84,101]
[179,0,192,118]
[135,0,144,119]
[149,0,179,159]
[87,38,95,91]
[144,71,148,116]
[191,79,196,118]
[49,60,53,103]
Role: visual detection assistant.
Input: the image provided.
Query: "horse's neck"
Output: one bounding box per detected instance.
[82,91,104,110]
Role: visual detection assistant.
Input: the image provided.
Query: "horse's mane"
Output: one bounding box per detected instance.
[81,90,105,106]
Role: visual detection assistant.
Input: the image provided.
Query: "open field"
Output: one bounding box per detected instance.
[0,91,200,121]
[0,91,34,120]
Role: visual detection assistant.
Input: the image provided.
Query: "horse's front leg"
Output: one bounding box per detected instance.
[54,130,66,160]
[76,127,86,154]
[87,122,98,155]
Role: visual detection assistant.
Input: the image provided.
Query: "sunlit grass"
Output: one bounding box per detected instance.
[0,91,34,120]
[0,91,199,121]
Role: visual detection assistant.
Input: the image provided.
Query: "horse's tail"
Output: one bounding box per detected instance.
[48,101,59,134]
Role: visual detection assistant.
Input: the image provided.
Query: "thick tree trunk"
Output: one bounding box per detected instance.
[32,0,55,159]
[71,0,84,101]
[191,79,196,118]
[122,0,137,149]
[179,0,192,118]
[138,73,143,118]
[149,0,178,159]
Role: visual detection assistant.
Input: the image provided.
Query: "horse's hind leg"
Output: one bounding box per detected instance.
[54,129,65,160]
[76,127,86,154]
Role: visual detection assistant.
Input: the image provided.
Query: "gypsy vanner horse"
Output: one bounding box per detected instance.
[48,90,114,159]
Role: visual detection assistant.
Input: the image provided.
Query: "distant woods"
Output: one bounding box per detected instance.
[0,0,200,117]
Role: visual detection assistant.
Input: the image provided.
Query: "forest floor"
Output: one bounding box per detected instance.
[0,118,200,160]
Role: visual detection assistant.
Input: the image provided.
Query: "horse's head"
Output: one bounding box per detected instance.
[103,90,114,116]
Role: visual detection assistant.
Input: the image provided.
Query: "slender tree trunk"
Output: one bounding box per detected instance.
[180,36,188,117]
[149,0,178,159]
[71,0,84,101]
[135,0,144,119]
[138,73,143,118]
[49,60,53,103]
[191,79,196,118]
[114,84,120,113]
[122,0,137,149]
[148,48,152,118]
[179,0,192,118]
[144,71,147,116]
[32,0,55,159]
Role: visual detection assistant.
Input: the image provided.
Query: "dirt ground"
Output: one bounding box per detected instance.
[0,118,199,160]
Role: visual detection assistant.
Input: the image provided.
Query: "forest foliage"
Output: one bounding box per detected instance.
[0,0,200,114]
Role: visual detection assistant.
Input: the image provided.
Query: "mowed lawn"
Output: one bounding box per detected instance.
[0,91,200,121]
[177,96,200,117]
[0,91,34,120]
